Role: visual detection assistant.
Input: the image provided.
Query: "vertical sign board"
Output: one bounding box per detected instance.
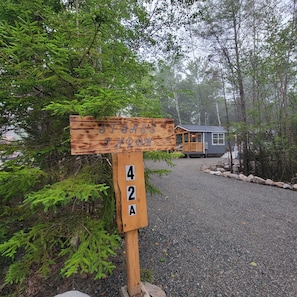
[69,116,175,296]
[112,151,148,233]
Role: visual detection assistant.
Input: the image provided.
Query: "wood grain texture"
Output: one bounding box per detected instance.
[69,116,175,154]
[112,152,148,233]
[125,230,141,296]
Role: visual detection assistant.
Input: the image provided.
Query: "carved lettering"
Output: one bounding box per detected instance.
[104,137,153,149]
[150,125,155,133]
[140,124,146,134]
[115,137,124,148]
[98,123,156,136]
[126,138,133,148]
[120,124,128,134]
[99,124,105,134]
[104,137,111,147]
[129,124,138,133]
[144,137,152,146]
[110,124,116,133]
[70,116,175,155]
[136,137,143,146]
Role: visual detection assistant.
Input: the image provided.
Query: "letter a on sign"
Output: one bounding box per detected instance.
[129,204,137,216]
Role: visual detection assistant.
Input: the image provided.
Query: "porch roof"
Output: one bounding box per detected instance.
[175,124,227,133]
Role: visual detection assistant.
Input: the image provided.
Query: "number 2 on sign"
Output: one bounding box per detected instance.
[127,186,136,201]
[126,165,135,181]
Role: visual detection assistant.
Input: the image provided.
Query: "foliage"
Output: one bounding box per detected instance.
[0,0,178,293]
[0,166,46,203]
[140,268,154,283]
[0,158,119,284]
[170,0,297,179]
[144,151,182,195]
[154,57,224,125]
[0,217,120,284]
[24,173,110,212]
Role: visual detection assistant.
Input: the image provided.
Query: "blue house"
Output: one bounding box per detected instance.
[175,124,227,157]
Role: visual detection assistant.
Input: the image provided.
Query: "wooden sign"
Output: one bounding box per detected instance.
[69,115,175,155]
[112,152,148,233]
[69,115,174,297]
[113,152,146,296]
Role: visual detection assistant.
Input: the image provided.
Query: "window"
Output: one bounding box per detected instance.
[176,134,182,145]
[212,133,224,145]
[190,133,202,142]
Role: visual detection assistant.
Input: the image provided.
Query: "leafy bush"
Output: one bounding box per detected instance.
[0,161,120,285]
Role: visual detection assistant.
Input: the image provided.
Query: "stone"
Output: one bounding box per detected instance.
[208,170,218,175]
[121,282,166,297]
[251,176,266,184]
[143,282,166,297]
[274,181,284,188]
[222,171,231,177]
[209,164,218,171]
[202,160,297,192]
[228,173,240,179]
[247,174,254,182]
[239,174,249,182]
[210,170,222,176]
[283,183,292,189]
[121,285,149,297]
[54,291,90,297]
[265,179,274,186]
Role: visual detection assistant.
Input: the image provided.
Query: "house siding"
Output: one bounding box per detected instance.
[175,125,227,157]
[205,133,226,155]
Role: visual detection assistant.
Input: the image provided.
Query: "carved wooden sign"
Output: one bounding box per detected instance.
[69,116,175,155]
[69,115,175,297]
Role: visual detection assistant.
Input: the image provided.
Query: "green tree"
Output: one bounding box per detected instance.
[155,57,224,126]
[249,2,297,180]
[0,0,173,294]
[194,0,251,173]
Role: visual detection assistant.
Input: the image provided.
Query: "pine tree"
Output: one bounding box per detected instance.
[0,0,174,293]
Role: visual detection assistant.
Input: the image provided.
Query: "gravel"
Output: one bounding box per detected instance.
[77,158,297,297]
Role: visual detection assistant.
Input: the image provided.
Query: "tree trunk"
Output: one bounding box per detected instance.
[222,71,233,171]
[232,3,249,175]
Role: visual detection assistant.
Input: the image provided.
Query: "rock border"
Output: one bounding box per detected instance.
[54,291,90,297]
[201,162,297,191]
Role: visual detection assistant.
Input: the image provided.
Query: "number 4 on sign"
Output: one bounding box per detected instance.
[126,165,135,180]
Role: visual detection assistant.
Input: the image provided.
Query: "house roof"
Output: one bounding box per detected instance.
[175,124,227,133]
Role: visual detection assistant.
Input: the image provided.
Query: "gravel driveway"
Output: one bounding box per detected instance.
[95,157,297,297]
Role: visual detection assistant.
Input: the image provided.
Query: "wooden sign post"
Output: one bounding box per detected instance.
[112,151,147,296]
[69,116,175,297]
